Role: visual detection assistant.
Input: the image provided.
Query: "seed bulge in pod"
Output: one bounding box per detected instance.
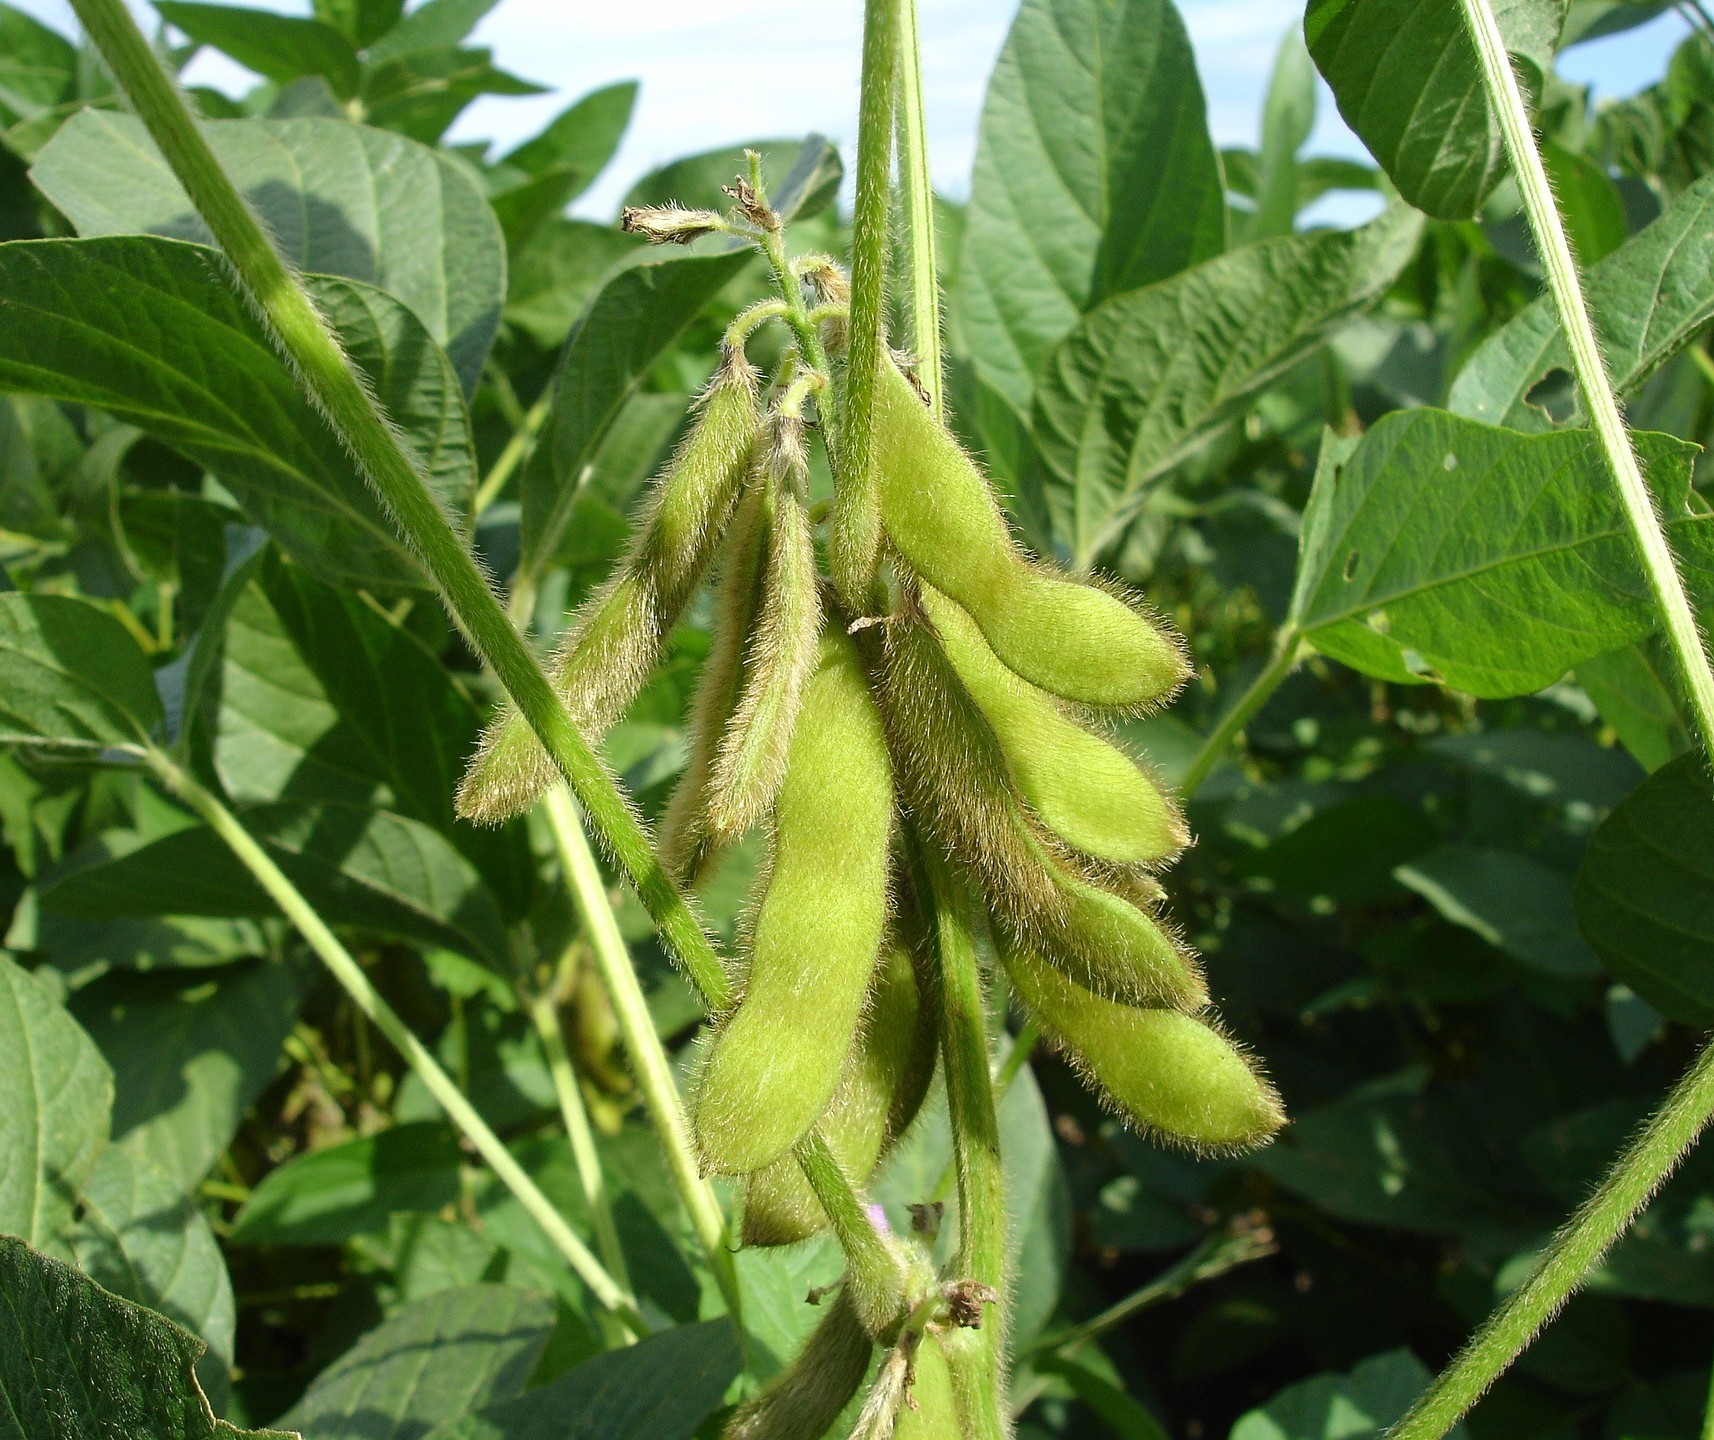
[457,359,761,825]
[724,1288,872,1440]
[920,584,1186,866]
[693,627,894,1175]
[872,357,1185,709]
[1004,943,1283,1149]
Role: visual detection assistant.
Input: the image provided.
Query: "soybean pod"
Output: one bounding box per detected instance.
[724,1289,872,1440]
[457,357,761,825]
[894,1332,959,1440]
[871,356,1186,709]
[693,626,895,1175]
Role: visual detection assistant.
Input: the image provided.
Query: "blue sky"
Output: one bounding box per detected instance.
[12,0,1697,219]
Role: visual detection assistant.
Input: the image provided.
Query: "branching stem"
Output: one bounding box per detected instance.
[1181,630,1304,799]
[894,0,942,417]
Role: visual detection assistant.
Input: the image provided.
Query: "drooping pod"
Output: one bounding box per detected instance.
[701,408,823,846]
[1003,943,1283,1150]
[918,583,1186,867]
[723,1288,873,1440]
[693,626,895,1175]
[742,936,938,1247]
[877,612,1205,1011]
[871,356,1187,709]
[457,354,762,825]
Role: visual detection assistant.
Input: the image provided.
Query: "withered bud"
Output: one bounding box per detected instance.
[620,203,724,245]
[906,1201,944,1238]
[723,168,779,232]
[943,1279,1000,1329]
[796,253,851,305]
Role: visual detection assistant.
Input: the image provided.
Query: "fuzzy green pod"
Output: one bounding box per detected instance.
[742,937,938,1246]
[878,613,1205,1011]
[919,584,1185,867]
[1004,944,1283,1150]
[872,357,1186,709]
[894,1333,959,1440]
[457,359,761,825]
[703,419,823,846]
[724,1288,872,1440]
[693,627,895,1175]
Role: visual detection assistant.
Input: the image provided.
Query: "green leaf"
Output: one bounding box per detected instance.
[1243,26,1319,243]
[1032,207,1422,562]
[69,959,304,1192]
[1231,1349,1467,1439]
[1542,140,1627,267]
[278,1284,556,1440]
[502,219,640,349]
[359,46,544,146]
[1449,173,1714,430]
[314,0,404,48]
[1577,637,1695,772]
[1031,1349,1169,1440]
[951,0,1224,418]
[0,950,112,1248]
[0,2,76,126]
[500,81,636,194]
[521,250,748,572]
[1289,411,1714,696]
[0,237,474,593]
[1575,754,1714,1025]
[44,801,509,970]
[33,111,506,392]
[1396,845,1601,976]
[0,1234,288,1440]
[1305,0,1566,220]
[231,1122,463,1246]
[69,1145,236,1403]
[0,592,162,754]
[421,1319,741,1440]
[621,136,843,221]
[157,1,361,97]
[367,0,500,61]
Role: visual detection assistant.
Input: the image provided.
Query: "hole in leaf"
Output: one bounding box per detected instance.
[1524,368,1578,424]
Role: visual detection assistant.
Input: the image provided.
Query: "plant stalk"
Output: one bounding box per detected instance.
[1180,630,1304,799]
[1389,1036,1714,1438]
[541,785,741,1323]
[526,985,634,1302]
[829,0,901,611]
[475,393,550,515]
[1455,0,1714,763]
[893,0,942,418]
[925,848,1008,1440]
[145,749,645,1335]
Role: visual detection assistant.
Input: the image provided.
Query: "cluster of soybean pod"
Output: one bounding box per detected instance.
[456,163,1283,1439]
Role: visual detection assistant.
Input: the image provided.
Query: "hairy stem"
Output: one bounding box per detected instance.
[1390,1038,1714,1438]
[1456,0,1714,761]
[792,1130,907,1337]
[829,0,901,611]
[894,0,942,418]
[541,785,742,1323]
[526,986,634,1305]
[1180,630,1304,800]
[925,848,1008,1440]
[147,750,645,1334]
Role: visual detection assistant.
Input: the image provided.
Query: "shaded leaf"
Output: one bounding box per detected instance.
[0,591,161,754]
[34,111,505,392]
[0,949,112,1247]
[1231,1349,1467,1439]
[0,2,76,126]
[1577,637,1695,772]
[156,1,361,97]
[1396,845,1601,976]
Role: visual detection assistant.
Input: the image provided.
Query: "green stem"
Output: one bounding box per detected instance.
[68,0,733,1052]
[526,986,634,1305]
[1180,630,1304,800]
[791,1130,907,1337]
[893,0,942,419]
[541,785,742,1323]
[1702,1352,1714,1440]
[929,1018,1039,1205]
[829,0,901,611]
[146,750,645,1335]
[1456,0,1714,763]
[475,393,550,515]
[1388,1037,1714,1439]
[924,848,1007,1440]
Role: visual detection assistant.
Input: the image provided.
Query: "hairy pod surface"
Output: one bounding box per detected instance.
[919,584,1186,867]
[894,1332,959,1440]
[879,615,1204,1011]
[1004,944,1283,1150]
[456,363,761,824]
[742,938,938,1246]
[693,627,895,1175]
[704,424,823,845]
[723,1288,873,1440]
[871,357,1186,708]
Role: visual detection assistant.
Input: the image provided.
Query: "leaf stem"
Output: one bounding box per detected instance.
[1455,0,1714,763]
[924,846,1008,1440]
[893,0,942,418]
[1388,1036,1714,1438]
[792,1130,907,1336]
[829,0,900,611]
[526,985,634,1304]
[145,749,645,1335]
[1180,629,1304,799]
[475,392,550,515]
[1702,1351,1714,1440]
[540,785,742,1323]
